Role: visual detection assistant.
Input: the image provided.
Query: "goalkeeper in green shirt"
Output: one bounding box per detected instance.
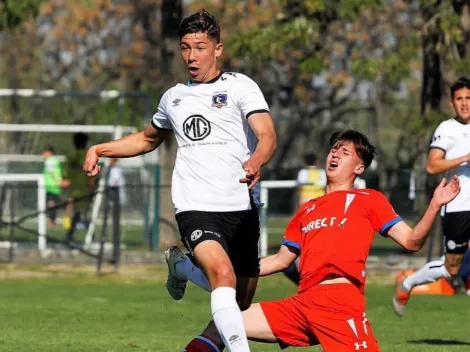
[42,146,62,227]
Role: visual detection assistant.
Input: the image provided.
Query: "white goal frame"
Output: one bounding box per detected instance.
[0,123,139,249]
[259,180,297,257]
[0,174,47,251]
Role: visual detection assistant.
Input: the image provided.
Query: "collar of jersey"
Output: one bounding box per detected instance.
[186,71,224,86]
[453,116,470,125]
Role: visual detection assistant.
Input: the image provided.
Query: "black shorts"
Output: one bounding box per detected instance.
[442,211,470,254]
[175,207,260,277]
[46,193,61,205]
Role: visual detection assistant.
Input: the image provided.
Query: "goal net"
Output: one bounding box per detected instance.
[0,123,158,252]
[0,89,158,253]
[0,174,46,250]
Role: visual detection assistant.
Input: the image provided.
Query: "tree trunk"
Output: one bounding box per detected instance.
[420,1,444,259]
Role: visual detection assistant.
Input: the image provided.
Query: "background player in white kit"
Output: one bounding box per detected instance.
[82,9,277,352]
[393,77,470,316]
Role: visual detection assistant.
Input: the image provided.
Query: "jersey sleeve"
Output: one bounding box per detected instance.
[429,122,454,153]
[151,90,173,130]
[281,209,303,254]
[236,75,270,119]
[369,192,403,236]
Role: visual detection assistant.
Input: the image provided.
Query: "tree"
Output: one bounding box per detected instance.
[0,0,45,153]
[205,1,426,178]
[416,0,470,257]
[0,0,43,30]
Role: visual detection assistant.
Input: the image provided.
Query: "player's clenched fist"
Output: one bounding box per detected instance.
[432,175,460,206]
[83,146,101,177]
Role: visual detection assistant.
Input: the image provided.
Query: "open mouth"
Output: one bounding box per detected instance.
[328,161,339,170]
[188,66,199,75]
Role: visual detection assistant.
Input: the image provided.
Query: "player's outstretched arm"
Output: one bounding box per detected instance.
[426,148,470,175]
[387,176,460,252]
[83,124,171,177]
[259,245,298,277]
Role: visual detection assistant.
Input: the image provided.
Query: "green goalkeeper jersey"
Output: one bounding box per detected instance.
[43,156,62,195]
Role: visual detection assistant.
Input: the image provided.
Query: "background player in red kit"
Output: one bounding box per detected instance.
[197,129,460,352]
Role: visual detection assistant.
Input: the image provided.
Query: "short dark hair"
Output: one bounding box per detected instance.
[303,153,317,166]
[43,145,55,153]
[450,77,470,99]
[329,130,376,169]
[73,132,89,149]
[177,9,221,43]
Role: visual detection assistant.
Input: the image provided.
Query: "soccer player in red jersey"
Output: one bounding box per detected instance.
[185,129,460,352]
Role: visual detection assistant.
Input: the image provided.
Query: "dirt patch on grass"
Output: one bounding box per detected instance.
[0,270,53,280]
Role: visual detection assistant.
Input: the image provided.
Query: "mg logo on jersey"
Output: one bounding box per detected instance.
[212,93,228,108]
[183,115,211,141]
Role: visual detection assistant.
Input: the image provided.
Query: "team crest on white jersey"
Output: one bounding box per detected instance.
[212,93,228,108]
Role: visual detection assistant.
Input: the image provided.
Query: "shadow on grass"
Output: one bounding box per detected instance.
[408,339,470,346]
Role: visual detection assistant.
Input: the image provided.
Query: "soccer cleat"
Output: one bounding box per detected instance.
[392,271,411,317]
[164,246,188,301]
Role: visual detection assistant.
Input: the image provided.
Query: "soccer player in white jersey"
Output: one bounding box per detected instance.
[82,9,276,352]
[393,77,470,317]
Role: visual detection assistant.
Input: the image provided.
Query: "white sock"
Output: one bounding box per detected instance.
[403,260,451,291]
[211,287,250,352]
[175,257,211,292]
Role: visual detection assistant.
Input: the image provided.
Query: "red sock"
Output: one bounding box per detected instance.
[183,336,221,352]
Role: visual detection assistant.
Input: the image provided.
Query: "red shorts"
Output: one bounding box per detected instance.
[260,283,380,351]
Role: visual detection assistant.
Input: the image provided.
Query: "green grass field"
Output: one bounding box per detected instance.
[0,265,469,352]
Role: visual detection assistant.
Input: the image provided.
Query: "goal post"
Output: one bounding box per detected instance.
[0,123,157,251]
[259,180,297,257]
[0,88,159,252]
[0,173,46,251]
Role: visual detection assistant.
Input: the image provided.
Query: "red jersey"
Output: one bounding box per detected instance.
[283,189,401,294]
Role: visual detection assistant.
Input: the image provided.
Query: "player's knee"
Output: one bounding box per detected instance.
[445,263,462,276]
[444,253,465,275]
[208,264,236,288]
